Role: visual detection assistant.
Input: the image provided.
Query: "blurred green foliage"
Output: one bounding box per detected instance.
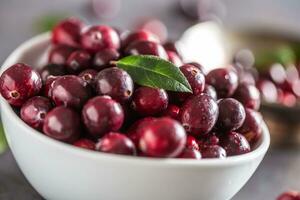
[34,13,68,33]
[0,122,7,154]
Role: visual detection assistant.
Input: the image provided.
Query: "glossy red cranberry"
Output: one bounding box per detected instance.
[73,138,95,150]
[93,48,120,71]
[233,83,260,110]
[125,41,168,60]
[78,69,97,86]
[66,50,91,74]
[164,41,181,56]
[127,117,156,146]
[256,79,278,103]
[48,45,75,65]
[0,63,42,107]
[39,64,66,83]
[277,191,300,200]
[96,132,136,155]
[238,108,263,146]
[52,18,84,48]
[139,117,186,158]
[216,98,246,131]
[95,67,134,102]
[121,30,159,48]
[51,75,91,109]
[44,76,59,98]
[180,94,218,136]
[178,148,201,159]
[20,96,52,130]
[82,96,124,138]
[278,90,297,107]
[43,106,81,143]
[167,51,183,67]
[135,18,168,43]
[186,135,199,150]
[201,145,226,159]
[206,68,238,98]
[198,133,220,148]
[220,131,250,156]
[180,63,205,96]
[203,84,217,100]
[80,25,120,53]
[132,86,168,116]
[160,104,180,120]
[187,62,206,74]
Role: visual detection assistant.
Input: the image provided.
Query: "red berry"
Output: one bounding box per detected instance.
[201,145,226,159]
[66,50,91,74]
[20,96,52,130]
[51,75,92,109]
[220,131,250,156]
[39,64,66,83]
[216,98,246,131]
[186,135,199,150]
[132,86,168,116]
[160,104,180,120]
[180,94,218,136]
[187,62,206,74]
[164,41,181,57]
[95,67,134,103]
[233,83,260,110]
[203,84,217,100]
[82,96,124,138]
[256,79,278,103]
[206,68,238,98]
[73,138,96,150]
[121,30,159,48]
[93,48,120,71]
[78,69,98,86]
[0,63,42,107]
[96,132,136,155]
[167,51,183,67]
[135,18,168,43]
[139,117,186,158]
[52,18,84,48]
[125,41,168,60]
[43,106,81,143]
[48,45,75,65]
[277,191,300,200]
[44,76,59,98]
[81,25,120,53]
[178,148,201,159]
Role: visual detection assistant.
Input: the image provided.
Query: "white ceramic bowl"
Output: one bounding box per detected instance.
[0,33,270,200]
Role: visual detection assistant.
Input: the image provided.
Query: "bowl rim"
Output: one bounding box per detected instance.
[0,32,270,167]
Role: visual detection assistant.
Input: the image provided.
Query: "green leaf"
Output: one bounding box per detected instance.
[0,122,7,154]
[116,55,192,93]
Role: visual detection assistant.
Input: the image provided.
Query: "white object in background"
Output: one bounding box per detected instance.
[0,33,270,200]
[177,22,229,71]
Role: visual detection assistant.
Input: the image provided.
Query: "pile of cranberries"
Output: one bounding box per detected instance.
[0,18,264,159]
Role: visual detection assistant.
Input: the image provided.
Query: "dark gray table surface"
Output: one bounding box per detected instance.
[0,0,300,199]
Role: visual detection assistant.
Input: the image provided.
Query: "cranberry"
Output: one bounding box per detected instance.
[135,18,168,43]
[125,41,168,60]
[220,131,250,156]
[0,63,42,107]
[203,84,217,100]
[121,30,159,48]
[51,75,91,109]
[73,138,95,150]
[93,48,120,71]
[167,51,183,67]
[82,96,124,138]
[179,63,205,96]
[187,62,206,74]
[186,135,199,150]
[96,132,136,156]
[278,90,297,107]
[78,69,98,86]
[20,96,52,130]
[206,68,238,98]
[66,50,91,74]
[201,145,226,159]
[238,108,263,146]
[178,148,201,159]
[256,79,278,103]
[269,63,286,85]
[44,76,59,98]
[160,104,180,120]
[132,86,168,116]
[43,106,81,143]
[199,134,220,147]
[95,67,134,102]
[277,191,300,200]
[233,83,260,110]
[80,25,120,53]
[52,18,83,48]
[216,98,246,131]
[139,117,186,158]
[48,45,75,65]
[39,64,66,83]
[180,94,218,136]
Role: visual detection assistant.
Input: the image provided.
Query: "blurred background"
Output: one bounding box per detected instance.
[1,0,300,199]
